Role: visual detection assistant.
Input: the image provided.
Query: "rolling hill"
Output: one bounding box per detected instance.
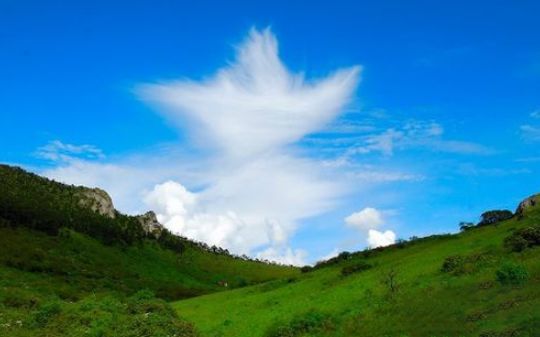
[1,163,539,337]
[172,196,540,337]
[0,164,297,337]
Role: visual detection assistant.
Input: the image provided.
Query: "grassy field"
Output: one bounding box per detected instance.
[173,197,540,337]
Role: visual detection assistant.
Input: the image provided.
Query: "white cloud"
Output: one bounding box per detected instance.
[256,246,308,266]
[352,170,424,183]
[36,140,104,162]
[367,229,396,248]
[521,124,540,141]
[344,207,397,248]
[346,120,492,156]
[345,207,384,230]
[40,28,360,264]
[138,27,360,159]
[530,109,540,119]
[319,248,340,262]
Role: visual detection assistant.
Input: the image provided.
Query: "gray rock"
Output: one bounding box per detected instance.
[77,188,116,218]
[136,211,164,238]
[515,194,539,217]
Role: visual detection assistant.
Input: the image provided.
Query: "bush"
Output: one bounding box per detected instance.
[1,289,40,309]
[341,261,372,276]
[32,300,62,327]
[504,224,540,252]
[478,210,513,227]
[266,311,332,337]
[459,221,475,231]
[441,252,494,275]
[495,262,529,286]
[441,255,465,273]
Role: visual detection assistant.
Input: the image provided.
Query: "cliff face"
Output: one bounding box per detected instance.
[76,188,116,218]
[515,194,539,217]
[75,186,165,238]
[136,211,164,238]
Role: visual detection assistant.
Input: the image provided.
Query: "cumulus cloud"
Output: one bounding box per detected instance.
[344,207,396,248]
[256,246,308,266]
[345,207,383,230]
[41,28,360,265]
[367,229,396,248]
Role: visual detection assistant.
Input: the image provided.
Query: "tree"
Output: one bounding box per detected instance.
[478,210,513,226]
[459,221,475,231]
[382,268,400,298]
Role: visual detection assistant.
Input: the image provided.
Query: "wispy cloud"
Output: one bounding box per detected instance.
[351,170,424,183]
[344,120,492,157]
[36,140,104,162]
[521,125,540,142]
[138,27,360,159]
[41,28,360,265]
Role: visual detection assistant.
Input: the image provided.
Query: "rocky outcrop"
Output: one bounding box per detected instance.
[77,188,116,218]
[515,194,539,217]
[136,211,164,238]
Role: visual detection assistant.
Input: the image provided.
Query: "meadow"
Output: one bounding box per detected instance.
[173,198,540,337]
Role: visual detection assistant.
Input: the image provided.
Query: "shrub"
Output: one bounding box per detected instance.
[441,255,465,274]
[341,261,372,276]
[441,252,495,275]
[32,300,62,327]
[459,221,475,231]
[495,262,529,286]
[266,311,332,337]
[1,289,40,309]
[504,224,540,252]
[478,210,513,227]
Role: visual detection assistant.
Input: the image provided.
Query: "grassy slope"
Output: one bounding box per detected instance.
[0,226,298,300]
[0,227,297,336]
[173,201,540,337]
[0,164,297,336]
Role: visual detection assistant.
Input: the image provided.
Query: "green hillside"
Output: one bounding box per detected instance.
[173,196,540,337]
[2,163,540,337]
[0,165,297,337]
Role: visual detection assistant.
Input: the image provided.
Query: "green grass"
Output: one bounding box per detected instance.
[0,226,297,336]
[173,202,540,337]
[2,164,540,336]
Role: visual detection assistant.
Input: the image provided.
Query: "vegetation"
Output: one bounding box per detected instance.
[478,210,514,227]
[2,164,540,336]
[0,165,297,336]
[173,195,540,337]
[495,262,529,286]
[340,260,372,276]
[504,224,540,252]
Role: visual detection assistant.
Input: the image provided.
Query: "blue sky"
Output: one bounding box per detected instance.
[1,1,539,264]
